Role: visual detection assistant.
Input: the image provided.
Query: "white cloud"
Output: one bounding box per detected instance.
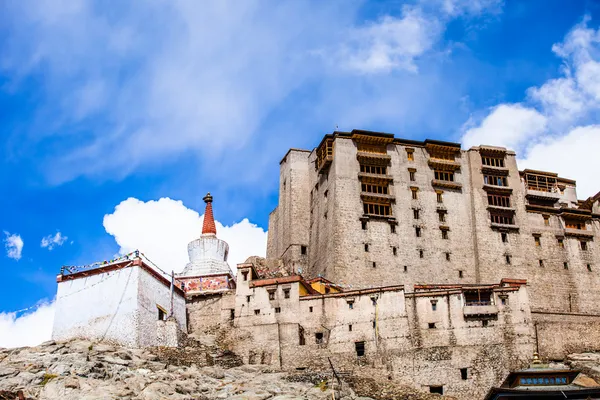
[519,125,600,199]
[4,232,24,261]
[0,301,54,348]
[40,231,68,250]
[339,7,442,74]
[0,1,505,184]
[462,104,547,150]
[460,18,600,199]
[103,197,267,273]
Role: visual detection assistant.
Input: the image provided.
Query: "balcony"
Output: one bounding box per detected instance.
[358,172,393,183]
[564,228,594,239]
[526,188,561,202]
[463,304,498,317]
[490,222,519,231]
[428,158,461,171]
[481,165,509,176]
[431,179,462,191]
[487,205,516,213]
[483,184,513,194]
[356,151,391,166]
[360,192,395,203]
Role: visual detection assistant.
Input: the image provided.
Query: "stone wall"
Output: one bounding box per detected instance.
[533,311,600,360]
[266,130,600,318]
[208,266,534,399]
[53,266,140,347]
[137,266,186,347]
[53,263,186,348]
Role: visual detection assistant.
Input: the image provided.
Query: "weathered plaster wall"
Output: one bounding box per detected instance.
[52,267,140,347]
[213,269,534,399]
[53,265,186,348]
[533,311,600,360]
[136,266,186,347]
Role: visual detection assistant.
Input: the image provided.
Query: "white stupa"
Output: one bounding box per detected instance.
[180,193,231,277]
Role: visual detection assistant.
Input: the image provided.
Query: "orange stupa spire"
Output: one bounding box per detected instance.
[202,193,217,235]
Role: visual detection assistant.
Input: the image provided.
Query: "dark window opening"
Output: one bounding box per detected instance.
[242,271,249,281]
[430,386,444,395]
[372,262,377,268]
[564,262,569,270]
[428,323,436,329]
[482,320,489,327]
[393,247,397,256]
[409,170,416,181]
[437,192,443,203]
[461,368,468,380]
[413,209,420,219]
[299,326,305,346]
[588,264,593,272]
[284,289,290,299]
[404,265,408,272]
[434,170,454,182]
[501,232,508,243]
[390,224,396,233]
[324,190,328,198]
[372,320,376,329]
[539,259,544,267]
[459,270,463,278]
[464,290,493,306]
[481,156,505,167]
[309,306,313,312]
[558,238,564,248]
[254,309,260,315]
[349,324,352,332]
[491,212,514,225]
[268,290,276,300]
[506,255,511,265]
[438,210,446,223]
[362,220,367,230]
[246,295,251,303]
[275,307,281,314]
[157,307,166,321]
[419,249,424,258]
[363,202,391,216]
[581,241,588,251]
[488,194,511,207]
[415,227,422,237]
[445,252,450,261]
[431,302,437,311]
[364,243,369,252]
[501,298,507,306]
[315,332,324,344]
[441,229,448,240]
[301,245,307,255]
[229,309,235,320]
[484,175,508,187]
[355,341,365,357]
[348,301,354,309]
[534,236,541,246]
[361,183,389,195]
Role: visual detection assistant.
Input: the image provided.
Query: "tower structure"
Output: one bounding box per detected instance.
[177,193,235,293]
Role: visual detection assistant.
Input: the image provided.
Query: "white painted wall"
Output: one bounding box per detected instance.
[137,266,186,347]
[52,267,140,347]
[52,264,187,348]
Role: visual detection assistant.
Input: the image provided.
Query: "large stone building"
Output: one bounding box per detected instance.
[267,129,600,358]
[51,130,600,398]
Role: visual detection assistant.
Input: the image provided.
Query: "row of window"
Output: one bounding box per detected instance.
[361,183,389,194]
[482,156,505,168]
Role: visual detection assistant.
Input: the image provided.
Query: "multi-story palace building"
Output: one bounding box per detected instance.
[267,129,600,356]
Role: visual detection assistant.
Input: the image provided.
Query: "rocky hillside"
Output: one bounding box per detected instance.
[0,339,453,400]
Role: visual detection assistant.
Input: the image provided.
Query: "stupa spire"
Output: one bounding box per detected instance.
[202,193,217,235]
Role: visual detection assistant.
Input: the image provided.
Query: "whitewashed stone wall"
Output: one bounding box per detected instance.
[53,264,186,348]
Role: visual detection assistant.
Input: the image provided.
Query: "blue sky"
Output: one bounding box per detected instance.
[1,0,600,346]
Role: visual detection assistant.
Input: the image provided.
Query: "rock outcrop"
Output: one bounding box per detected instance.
[0,339,452,400]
